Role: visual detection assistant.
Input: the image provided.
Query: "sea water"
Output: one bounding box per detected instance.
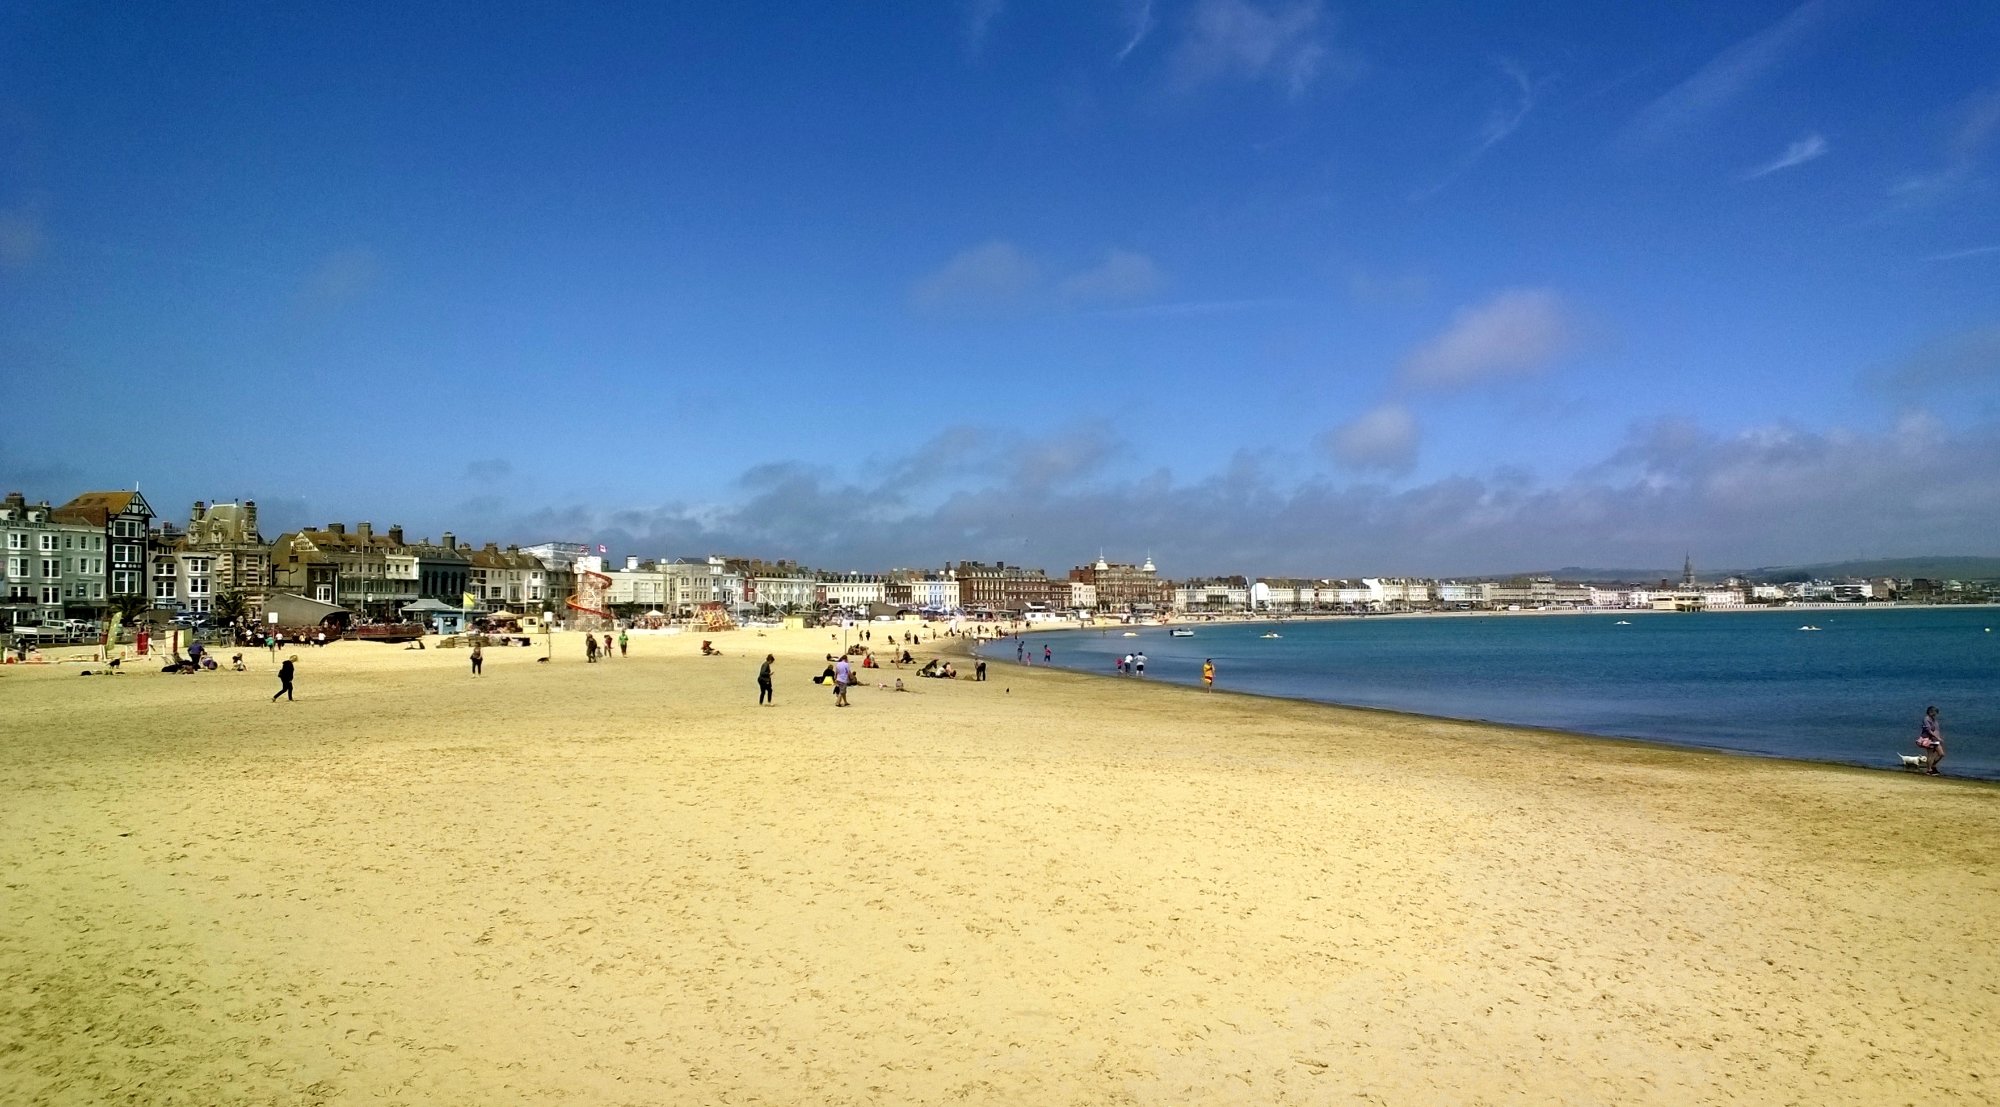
[1032,607,1999,780]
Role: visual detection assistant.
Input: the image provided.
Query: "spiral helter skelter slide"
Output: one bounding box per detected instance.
[566,567,614,632]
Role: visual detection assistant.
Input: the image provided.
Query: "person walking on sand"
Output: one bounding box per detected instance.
[586,634,599,663]
[1134,651,1146,676]
[758,654,775,705]
[833,656,852,707]
[1202,658,1215,692]
[1918,705,1944,775]
[618,629,628,657]
[471,641,483,677]
[272,655,296,701]
[601,633,613,660]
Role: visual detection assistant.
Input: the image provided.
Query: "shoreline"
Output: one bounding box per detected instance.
[963,631,2000,787]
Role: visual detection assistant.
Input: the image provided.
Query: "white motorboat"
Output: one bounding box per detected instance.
[1260,633,1282,639]
[1170,628,1194,637]
[1614,620,1631,625]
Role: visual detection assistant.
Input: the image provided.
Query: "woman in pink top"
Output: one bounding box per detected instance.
[1918,706,1943,775]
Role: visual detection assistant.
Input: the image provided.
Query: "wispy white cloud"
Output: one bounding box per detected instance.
[1742,133,1828,180]
[1620,0,1833,151]
[1321,403,1418,474]
[1400,288,1576,390]
[1082,297,1289,320]
[1413,58,1541,200]
[1115,0,1155,63]
[1479,59,1538,155]
[1890,86,2000,203]
[1875,323,2000,392]
[1924,244,2000,262]
[298,247,379,311]
[911,241,1041,311]
[1171,0,1357,99]
[963,0,1004,57]
[0,198,46,270]
[913,243,1170,313]
[1059,248,1165,304]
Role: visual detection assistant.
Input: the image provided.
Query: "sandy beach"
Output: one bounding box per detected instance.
[2,626,1995,1105]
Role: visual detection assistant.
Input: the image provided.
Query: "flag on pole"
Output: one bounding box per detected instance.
[462,592,478,610]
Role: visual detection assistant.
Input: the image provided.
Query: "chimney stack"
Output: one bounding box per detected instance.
[327,522,345,536]
[244,500,257,532]
[626,555,639,571]
[388,525,404,546]
[192,501,206,522]
[357,521,373,540]
[442,532,455,550]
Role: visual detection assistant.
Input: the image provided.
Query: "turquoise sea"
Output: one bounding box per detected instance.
[1029,607,1999,780]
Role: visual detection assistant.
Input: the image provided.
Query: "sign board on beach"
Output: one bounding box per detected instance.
[268,612,279,624]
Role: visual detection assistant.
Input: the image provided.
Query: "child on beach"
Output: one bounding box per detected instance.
[1203,658,1214,691]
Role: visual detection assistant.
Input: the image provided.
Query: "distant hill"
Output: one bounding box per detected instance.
[1501,557,2000,584]
[1735,556,2000,584]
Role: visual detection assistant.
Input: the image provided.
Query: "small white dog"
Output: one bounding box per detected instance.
[1899,754,1930,770]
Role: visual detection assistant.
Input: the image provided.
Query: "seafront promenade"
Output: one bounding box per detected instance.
[3,626,1996,1105]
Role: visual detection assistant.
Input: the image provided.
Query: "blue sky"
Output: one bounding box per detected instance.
[2,1,1997,575]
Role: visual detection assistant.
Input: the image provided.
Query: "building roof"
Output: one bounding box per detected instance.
[53,490,150,527]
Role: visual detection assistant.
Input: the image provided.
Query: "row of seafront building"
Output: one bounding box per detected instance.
[4,488,1989,634]
[1,489,1185,631]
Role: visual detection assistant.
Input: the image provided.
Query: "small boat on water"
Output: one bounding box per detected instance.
[1170,628,1194,637]
[1798,625,1822,632]
[1260,633,1282,639]
[1121,631,1139,637]
[1614,620,1632,625]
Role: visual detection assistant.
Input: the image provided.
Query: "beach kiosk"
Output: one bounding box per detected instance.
[400,597,470,635]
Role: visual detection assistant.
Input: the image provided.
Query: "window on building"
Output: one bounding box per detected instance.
[41,558,60,578]
[157,580,177,600]
[5,533,22,550]
[91,583,102,599]
[41,586,59,604]
[111,570,139,595]
[39,534,56,551]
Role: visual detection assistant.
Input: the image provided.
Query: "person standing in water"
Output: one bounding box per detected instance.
[1918,705,1944,775]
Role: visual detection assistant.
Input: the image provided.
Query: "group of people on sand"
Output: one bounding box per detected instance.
[582,631,628,663]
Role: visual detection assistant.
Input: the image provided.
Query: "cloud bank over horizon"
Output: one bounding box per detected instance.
[85,405,1987,582]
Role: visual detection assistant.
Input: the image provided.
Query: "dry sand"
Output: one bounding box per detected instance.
[2,626,1996,1105]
